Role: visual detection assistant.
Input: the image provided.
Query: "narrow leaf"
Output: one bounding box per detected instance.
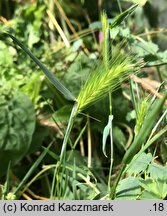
[5,33,76,102]
[123,92,167,164]
[14,142,53,195]
[110,4,138,29]
[2,162,11,200]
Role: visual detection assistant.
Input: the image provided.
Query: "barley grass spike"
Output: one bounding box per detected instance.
[77,47,141,113]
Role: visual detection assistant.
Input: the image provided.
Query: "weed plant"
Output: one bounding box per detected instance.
[0,0,167,200]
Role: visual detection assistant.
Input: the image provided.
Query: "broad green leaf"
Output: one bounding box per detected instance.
[115,176,141,200]
[139,190,160,200]
[147,162,167,179]
[124,0,147,6]
[140,178,167,199]
[5,33,76,102]
[126,153,153,175]
[0,85,36,176]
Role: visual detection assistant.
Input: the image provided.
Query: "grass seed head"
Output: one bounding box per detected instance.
[77,47,141,113]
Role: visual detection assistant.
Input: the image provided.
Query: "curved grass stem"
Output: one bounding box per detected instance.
[59,102,78,163]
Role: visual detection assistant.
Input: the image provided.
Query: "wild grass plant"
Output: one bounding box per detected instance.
[0,1,167,200]
[76,51,140,113]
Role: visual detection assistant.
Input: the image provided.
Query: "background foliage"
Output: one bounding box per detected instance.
[0,0,167,200]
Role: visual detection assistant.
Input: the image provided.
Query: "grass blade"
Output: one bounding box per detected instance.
[59,102,78,162]
[123,91,167,164]
[5,33,76,102]
[109,4,138,29]
[2,162,11,200]
[13,142,53,197]
[110,92,167,199]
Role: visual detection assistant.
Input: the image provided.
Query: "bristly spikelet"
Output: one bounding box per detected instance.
[76,47,141,113]
[101,11,110,69]
[135,97,149,136]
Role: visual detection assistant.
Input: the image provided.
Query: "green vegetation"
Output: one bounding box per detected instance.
[0,0,167,200]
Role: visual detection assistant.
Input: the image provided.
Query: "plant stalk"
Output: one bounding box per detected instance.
[59,102,78,163]
[110,92,167,199]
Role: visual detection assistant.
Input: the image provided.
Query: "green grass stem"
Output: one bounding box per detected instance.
[13,142,53,197]
[59,102,78,163]
[110,92,167,199]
